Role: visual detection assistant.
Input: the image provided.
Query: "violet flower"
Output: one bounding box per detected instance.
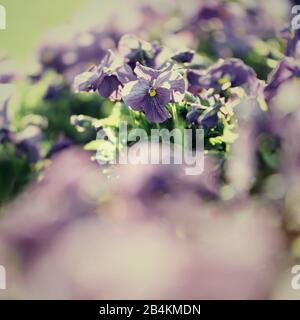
[182,1,277,58]
[187,58,260,95]
[118,34,162,70]
[74,50,134,101]
[187,103,221,129]
[122,62,186,123]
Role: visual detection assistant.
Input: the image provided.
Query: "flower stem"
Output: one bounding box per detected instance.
[171,104,178,127]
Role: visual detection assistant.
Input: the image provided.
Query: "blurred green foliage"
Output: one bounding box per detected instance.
[11,73,109,152]
[0,143,33,205]
[0,0,84,63]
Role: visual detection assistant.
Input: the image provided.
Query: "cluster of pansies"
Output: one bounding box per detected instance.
[1,0,300,299]
[71,32,268,167]
[74,38,188,123]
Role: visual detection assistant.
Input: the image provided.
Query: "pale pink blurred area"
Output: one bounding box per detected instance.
[19,202,287,299]
[186,202,287,299]
[0,155,288,299]
[0,143,290,299]
[17,220,191,299]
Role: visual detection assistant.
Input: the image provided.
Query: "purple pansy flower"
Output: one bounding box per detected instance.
[122,63,186,123]
[187,103,221,129]
[74,50,134,101]
[118,34,162,70]
[95,51,123,100]
[182,1,277,58]
[187,58,260,96]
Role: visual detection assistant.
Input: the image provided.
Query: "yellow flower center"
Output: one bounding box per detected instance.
[149,88,157,97]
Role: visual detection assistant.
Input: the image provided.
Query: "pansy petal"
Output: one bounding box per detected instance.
[116,63,136,84]
[142,87,171,123]
[98,75,122,101]
[154,70,173,88]
[122,80,149,111]
[134,62,160,81]
[155,70,186,103]
[169,75,186,102]
[171,50,194,63]
[73,70,98,92]
[187,58,259,95]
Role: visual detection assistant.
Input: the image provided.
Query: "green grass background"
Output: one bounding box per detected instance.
[0,0,85,63]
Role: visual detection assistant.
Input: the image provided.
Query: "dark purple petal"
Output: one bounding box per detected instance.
[187,70,206,94]
[142,87,171,123]
[171,50,194,63]
[187,58,259,95]
[118,34,163,70]
[187,106,220,129]
[97,75,122,101]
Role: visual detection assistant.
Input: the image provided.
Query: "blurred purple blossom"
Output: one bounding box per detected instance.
[180,0,279,58]
[118,34,163,70]
[187,102,221,129]
[38,28,121,77]
[0,148,102,269]
[264,58,300,101]
[187,58,261,96]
